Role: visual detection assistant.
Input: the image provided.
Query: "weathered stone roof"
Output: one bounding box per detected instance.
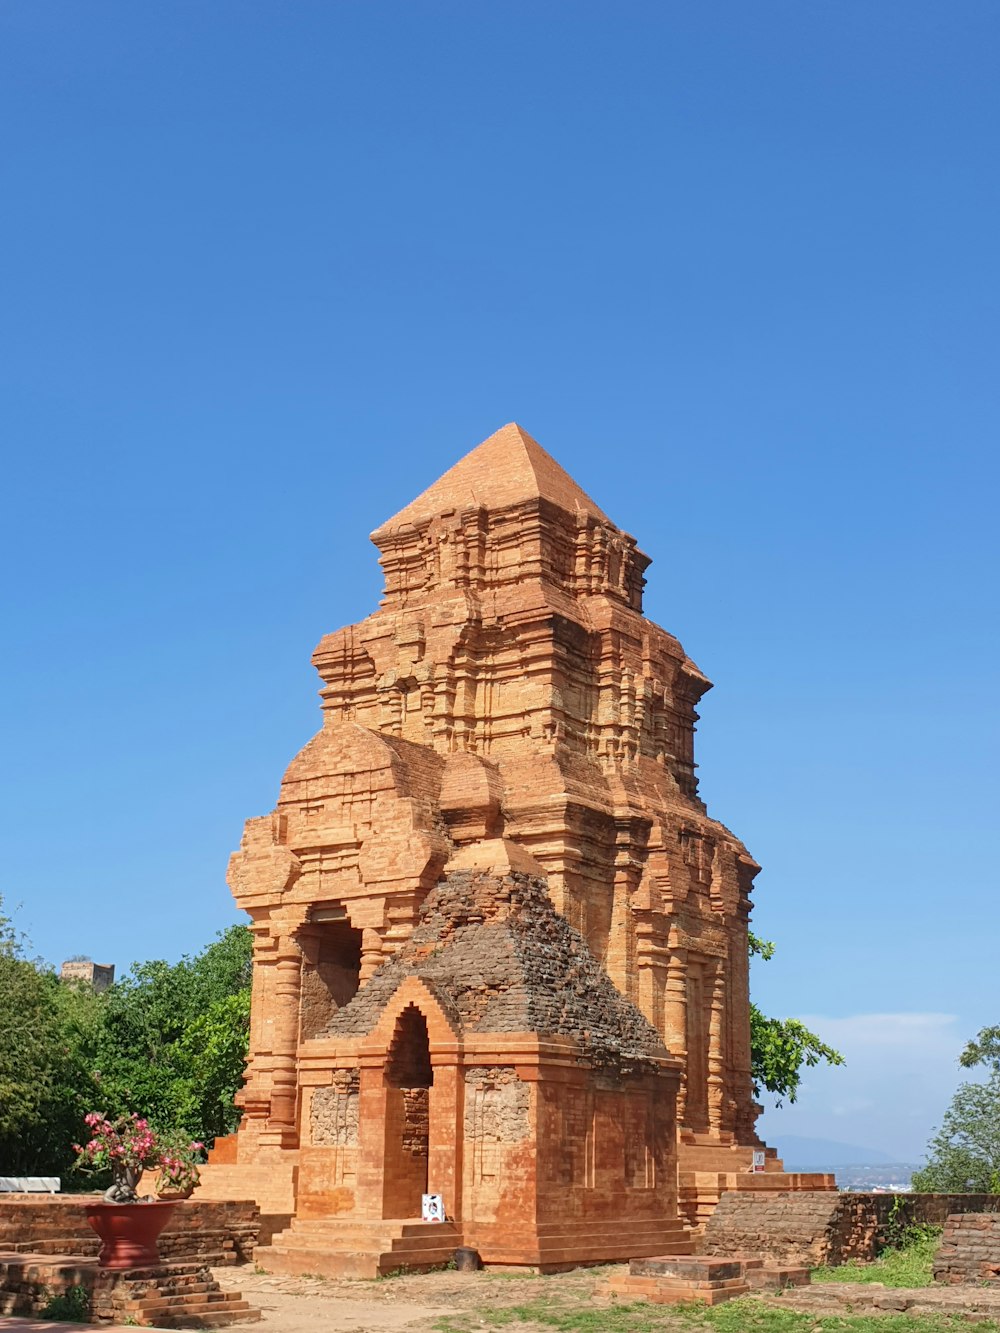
[323,867,670,1074]
[371,422,613,538]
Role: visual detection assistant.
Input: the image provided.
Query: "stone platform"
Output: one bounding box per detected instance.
[603,1253,810,1306]
[0,1253,259,1328]
[256,1215,696,1278]
[0,1196,261,1267]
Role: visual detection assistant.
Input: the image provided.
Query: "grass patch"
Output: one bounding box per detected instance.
[812,1225,942,1288]
[692,1300,1000,1332]
[434,1295,1000,1333]
[40,1284,91,1322]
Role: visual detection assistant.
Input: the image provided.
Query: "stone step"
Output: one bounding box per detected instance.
[137,1290,246,1310]
[533,1221,689,1237]
[151,1307,261,1328]
[130,1284,221,1301]
[255,1248,383,1280]
[278,1225,401,1246]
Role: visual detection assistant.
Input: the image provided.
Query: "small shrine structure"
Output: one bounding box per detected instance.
[198,424,832,1273]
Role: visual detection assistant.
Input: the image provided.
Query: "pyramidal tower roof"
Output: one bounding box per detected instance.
[373,423,613,539]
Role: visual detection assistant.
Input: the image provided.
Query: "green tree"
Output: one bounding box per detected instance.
[93,925,252,1144]
[911,1026,1000,1192]
[960,1025,1000,1073]
[0,898,103,1174]
[748,930,844,1105]
[911,1071,1000,1192]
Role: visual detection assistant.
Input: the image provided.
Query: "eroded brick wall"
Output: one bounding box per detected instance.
[934,1213,1000,1284]
[701,1191,842,1266]
[701,1191,1000,1267]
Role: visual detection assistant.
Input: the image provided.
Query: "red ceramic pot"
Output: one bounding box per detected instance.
[84,1200,176,1270]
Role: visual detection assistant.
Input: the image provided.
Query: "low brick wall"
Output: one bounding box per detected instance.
[701,1191,1000,1268]
[934,1212,1000,1285]
[0,1196,260,1265]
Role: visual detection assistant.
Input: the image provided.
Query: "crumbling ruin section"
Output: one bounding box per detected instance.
[310,1071,360,1148]
[323,868,668,1074]
[702,1191,1000,1268]
[464,1067,530,1144]
[934,1213,1000,1284]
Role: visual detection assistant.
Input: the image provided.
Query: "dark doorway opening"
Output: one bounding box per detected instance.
[383,1005,433,1218]
[300,918,363,1040]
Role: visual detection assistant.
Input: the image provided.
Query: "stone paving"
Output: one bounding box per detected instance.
[779,1279,1000,1320]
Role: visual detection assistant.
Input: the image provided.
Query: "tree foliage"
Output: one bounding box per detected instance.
[748,930,844,1105]
[911,1026,1000,1193]
[960,1025,1000,1073]
[0,902,103,1173]
[911,1070,1000,1193]
[92,925,252,1142]
[0,895,252,1177]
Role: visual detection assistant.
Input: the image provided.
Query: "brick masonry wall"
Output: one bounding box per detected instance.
[934,1213,1000,1284]
[0,1197,260,1265]
[701,1191,1000,1267]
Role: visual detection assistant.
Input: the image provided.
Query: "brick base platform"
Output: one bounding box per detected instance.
[256,1216,696,1278]
[0,1197,260,1267]
[0,1252,259,1328]
[602,1253,810,1306]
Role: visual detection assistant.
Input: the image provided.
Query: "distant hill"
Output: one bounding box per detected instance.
[771,1135,897,1167]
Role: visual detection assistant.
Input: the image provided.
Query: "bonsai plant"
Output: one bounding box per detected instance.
[73,1112,205,1201]
[73,1112,162,1203]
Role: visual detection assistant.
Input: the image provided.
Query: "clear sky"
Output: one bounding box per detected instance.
[2,3,997,1162]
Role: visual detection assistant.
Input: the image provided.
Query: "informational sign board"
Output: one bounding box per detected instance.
[752,1150,766,1174]
[422,1193,445,1222]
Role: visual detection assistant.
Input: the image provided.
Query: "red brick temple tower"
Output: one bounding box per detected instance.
[198,424,832,1272]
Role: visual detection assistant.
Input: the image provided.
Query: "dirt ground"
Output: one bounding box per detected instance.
[215,1265,1000,1333]
[215,1263,622,1333]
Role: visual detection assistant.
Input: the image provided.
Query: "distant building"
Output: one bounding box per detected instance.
[59,959,115,992]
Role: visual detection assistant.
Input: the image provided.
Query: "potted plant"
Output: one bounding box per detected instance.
[73,1112,181,1268]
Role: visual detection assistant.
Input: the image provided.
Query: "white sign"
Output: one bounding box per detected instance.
[752,1151,766,1173]
[422,1193,444,1222]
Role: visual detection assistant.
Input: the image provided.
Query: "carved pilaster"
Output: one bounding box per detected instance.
[267,933,304,1140]
[664,947,688,1124]
[706,962,726,1134]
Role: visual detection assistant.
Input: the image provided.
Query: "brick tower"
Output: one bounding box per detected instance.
[198,425,832,1269]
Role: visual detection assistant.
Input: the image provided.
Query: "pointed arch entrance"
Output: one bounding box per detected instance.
[382,1004,433,1218]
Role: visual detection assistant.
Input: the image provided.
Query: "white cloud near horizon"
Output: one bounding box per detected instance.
[757,1011,970,1161]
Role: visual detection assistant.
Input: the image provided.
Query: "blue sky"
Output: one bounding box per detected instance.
[1,3,997,1161]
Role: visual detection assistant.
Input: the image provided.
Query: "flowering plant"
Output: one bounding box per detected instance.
[155,1131,205,1196]
[74,1112,160,1189]
[73,1112,203,1202]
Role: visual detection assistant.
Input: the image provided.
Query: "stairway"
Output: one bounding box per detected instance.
[256,1217,462,1279]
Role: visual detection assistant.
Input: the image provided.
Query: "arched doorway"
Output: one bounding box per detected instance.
[382,1005,433,1218]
